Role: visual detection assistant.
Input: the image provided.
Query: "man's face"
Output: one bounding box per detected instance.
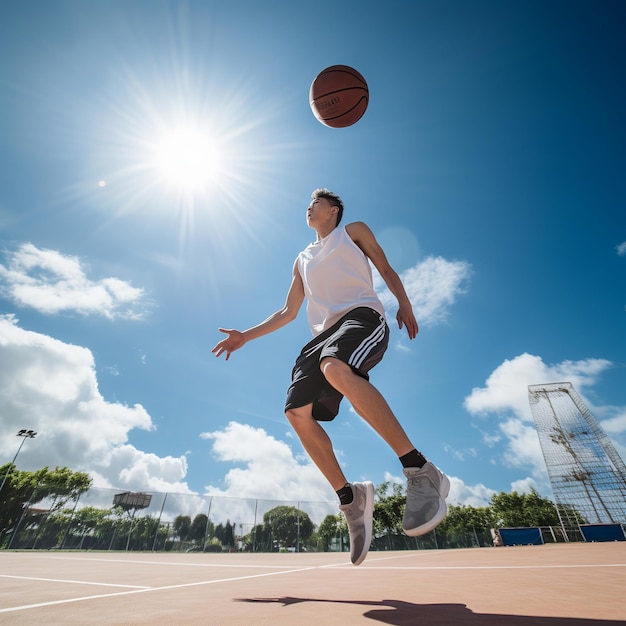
[306,196,336,227]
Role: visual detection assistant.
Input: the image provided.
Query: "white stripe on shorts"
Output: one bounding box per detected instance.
[348,316,387,370]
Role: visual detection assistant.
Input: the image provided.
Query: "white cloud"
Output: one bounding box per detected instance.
[510,477,538,494]
[447,476,496,508]
[616,241,626,256]
[601,409,626,434]
[374,255,471,327]
[499,417,548,480]
[200,422,338,525]
[0,243,148,319]
[443,444,478,462]
[463,353,624,484]
[0,315,189,495]
[464,353,612,422]
[201,421,335,503]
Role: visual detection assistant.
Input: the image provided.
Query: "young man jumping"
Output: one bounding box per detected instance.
[212,188,449,565]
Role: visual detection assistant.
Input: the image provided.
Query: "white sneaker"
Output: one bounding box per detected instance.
[402,463,450,537]
[339,481,374,566]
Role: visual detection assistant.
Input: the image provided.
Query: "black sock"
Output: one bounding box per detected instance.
[337,483,354,505]
[400,449,427,469]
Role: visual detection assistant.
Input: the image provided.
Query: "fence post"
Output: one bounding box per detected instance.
[152,492,168,552]
[252,499,258,552]
[60,492,82,549]
[296,502,300,553]
[7,484,38,549]
[202,496,213,552]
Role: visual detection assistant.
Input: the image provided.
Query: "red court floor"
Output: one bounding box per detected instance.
[1,543,625,624]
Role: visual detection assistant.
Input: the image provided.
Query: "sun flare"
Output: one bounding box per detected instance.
[152,125,220,192]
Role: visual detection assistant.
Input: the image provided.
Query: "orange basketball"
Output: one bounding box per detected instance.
[309,65,369,128]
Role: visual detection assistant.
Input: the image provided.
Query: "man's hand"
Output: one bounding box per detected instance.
[396,305,419,340]
[211,328,245,360]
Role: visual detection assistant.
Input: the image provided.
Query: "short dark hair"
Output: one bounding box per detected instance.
[312,188,344,226]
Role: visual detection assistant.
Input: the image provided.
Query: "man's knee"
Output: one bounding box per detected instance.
[320,357,352,385]
[285,405,312,428]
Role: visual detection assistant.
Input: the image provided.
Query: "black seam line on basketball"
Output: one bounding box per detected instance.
[323,99,368,121]
[319,70,366,85]
[313,87,368,99]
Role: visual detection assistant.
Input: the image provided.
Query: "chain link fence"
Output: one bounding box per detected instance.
[1,484,520,553]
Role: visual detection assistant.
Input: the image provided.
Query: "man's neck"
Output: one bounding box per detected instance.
[315,224,337,241]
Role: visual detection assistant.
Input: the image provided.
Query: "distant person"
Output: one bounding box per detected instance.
[212,188,449,565]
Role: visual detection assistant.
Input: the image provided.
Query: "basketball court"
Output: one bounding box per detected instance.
[1,543,624,624]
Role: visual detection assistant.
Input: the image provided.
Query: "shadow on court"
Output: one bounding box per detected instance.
[234,597,625,625]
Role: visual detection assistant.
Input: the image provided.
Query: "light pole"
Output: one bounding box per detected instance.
[0,429,37,495]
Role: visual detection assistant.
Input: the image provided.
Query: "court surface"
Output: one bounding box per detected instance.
[1,543,625,624]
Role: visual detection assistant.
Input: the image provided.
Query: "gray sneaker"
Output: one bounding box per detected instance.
[402,463,450,537]
[339,481,374,566]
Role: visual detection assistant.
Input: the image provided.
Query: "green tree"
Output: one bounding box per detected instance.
[128,515,160,550]
[247,523,269,551]
[263,506,314,550]
[490,488,560,527]
[173,515,192,541]
[437,504,497,534]
[434,504,497,548]
[373,481,405,536]
[188,513,214,547]
[215,520,235,548]
[0,465,92,546]
[316,514,342,551]
[189,513,208,542]
[64,506,113,549]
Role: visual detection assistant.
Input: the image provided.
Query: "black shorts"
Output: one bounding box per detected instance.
[284,307,389,422]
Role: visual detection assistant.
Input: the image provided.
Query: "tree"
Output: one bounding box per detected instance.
[0,465,92,546]
[64,506,112,549]
[433,504,497,548]
[316,514,342,552]
[189,513,214,547]
[263,506,314,550]
[490,489,560,527]
[437,505,497,534]
[373,481,405,536]
[215,520,235,549]
[172,515,191,541]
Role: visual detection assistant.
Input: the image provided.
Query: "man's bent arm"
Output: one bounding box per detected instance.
[346,221,419,339]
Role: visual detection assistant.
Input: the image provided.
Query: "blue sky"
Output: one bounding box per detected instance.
[1,0,625,516]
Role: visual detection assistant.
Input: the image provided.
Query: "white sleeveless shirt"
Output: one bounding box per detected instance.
[297,225,386,336]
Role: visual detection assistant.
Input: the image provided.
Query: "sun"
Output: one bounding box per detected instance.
[152,124,220,192]
[81,38,299,237]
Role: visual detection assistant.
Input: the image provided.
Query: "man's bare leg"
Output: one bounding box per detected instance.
[320,357,415,457]
[285,402,375,566]
[285,404,348,491]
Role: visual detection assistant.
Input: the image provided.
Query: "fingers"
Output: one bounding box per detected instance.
[213,328,240,360]
[212,345,231,360]
[396,313,418,340]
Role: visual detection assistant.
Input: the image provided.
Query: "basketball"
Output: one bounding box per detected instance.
[309,65,369,128]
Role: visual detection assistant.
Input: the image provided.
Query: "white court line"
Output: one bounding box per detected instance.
[4,553,624,614]
[321,551,626,571]
[0,566,316,614]
[44,555,302,570]
[323,552,416,567]
[326,563,626,571]
[0,574,149,589]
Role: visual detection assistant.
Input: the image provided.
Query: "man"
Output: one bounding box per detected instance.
[212,188,449,565]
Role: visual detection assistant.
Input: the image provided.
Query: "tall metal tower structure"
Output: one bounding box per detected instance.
[528,382,626,535]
